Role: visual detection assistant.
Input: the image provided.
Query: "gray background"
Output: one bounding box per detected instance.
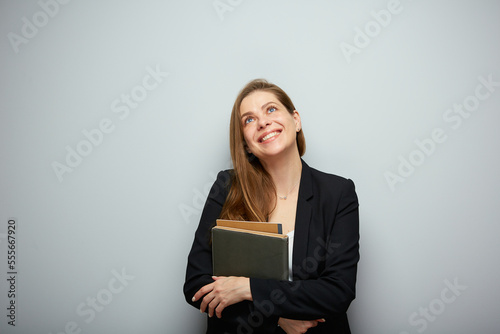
[1,0,499,333]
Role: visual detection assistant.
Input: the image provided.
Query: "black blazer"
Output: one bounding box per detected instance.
[184,160,360,334]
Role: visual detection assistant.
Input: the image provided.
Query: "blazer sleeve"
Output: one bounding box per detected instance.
[183,170,230,308]
[249,178,360,320]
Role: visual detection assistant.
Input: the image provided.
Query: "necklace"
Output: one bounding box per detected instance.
[278,179,300,200]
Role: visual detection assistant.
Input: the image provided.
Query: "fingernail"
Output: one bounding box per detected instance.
[192,296,196,302]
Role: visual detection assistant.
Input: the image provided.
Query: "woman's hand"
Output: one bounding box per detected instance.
[278,317,326,334]
[192,276,252,318]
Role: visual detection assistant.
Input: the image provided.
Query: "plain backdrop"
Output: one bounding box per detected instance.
[1,1,499,333]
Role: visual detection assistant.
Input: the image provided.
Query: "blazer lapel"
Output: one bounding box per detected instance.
[292,160,313,279]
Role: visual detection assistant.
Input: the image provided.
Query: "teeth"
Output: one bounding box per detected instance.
[261,131,279,142]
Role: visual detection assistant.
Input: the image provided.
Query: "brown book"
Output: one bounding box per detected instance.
[216,219,283,234]
[212,221,289,281]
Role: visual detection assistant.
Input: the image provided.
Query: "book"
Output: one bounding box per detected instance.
[212,220,289,281]
[216,219,283,234]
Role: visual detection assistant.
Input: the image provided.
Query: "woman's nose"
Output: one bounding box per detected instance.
[257,115,271,129]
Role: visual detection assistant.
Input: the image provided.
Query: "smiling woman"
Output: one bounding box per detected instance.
[183,79,360,334]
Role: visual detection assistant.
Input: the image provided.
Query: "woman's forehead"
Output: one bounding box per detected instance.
[240,91,281,113]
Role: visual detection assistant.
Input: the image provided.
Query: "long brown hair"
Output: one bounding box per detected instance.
[219,79,306,222]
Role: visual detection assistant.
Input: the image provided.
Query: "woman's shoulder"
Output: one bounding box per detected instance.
[208,169,234,201]
[214,169,234,185]
[303,161,354,188]
[303,162,359,206]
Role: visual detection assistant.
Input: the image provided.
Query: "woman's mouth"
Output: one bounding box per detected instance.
[259,130,281,143]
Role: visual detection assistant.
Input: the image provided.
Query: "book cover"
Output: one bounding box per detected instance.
[212,225,289,281]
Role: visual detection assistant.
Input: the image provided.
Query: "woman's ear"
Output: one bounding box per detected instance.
[293,110,302,132]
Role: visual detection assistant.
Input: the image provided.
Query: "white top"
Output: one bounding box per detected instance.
[287,230,294,281]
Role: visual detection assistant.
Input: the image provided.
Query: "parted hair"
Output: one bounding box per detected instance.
[219,79,306,222]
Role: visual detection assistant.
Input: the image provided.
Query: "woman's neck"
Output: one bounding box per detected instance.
[261,151,302,197]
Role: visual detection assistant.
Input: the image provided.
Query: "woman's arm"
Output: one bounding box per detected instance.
[183,170,231,310]
[184,171,281,332]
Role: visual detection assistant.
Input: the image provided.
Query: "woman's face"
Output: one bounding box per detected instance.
[239,90,301,162]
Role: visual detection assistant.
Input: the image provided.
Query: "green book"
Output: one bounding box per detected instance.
[212,224,289,281]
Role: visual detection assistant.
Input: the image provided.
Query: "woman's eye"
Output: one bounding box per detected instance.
[245,117,254,124]
[268,107,276,113]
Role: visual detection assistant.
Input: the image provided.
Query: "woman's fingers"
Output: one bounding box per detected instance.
[192,281,214,303]
[200,291,216,315]
[278,317,326,333]
[193,276,251,318]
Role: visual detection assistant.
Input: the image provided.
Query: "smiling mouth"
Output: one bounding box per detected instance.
[259,131,281,143]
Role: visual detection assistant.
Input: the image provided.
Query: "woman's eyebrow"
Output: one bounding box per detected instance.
[261,101,276,109]
[240,111,253,119]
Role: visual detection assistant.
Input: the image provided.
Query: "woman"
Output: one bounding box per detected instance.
[184,79,359,333]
